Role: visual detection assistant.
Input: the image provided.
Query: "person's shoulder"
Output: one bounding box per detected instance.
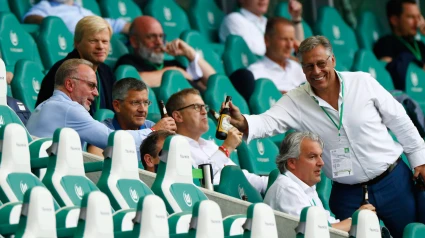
[222,11,245,23]
[31,1,51,8]
[102,118,114,130]
[374,34,397,47]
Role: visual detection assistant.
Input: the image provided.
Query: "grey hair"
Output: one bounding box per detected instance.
[54,58,93,87]
[112,77,148,101]
[297,35,333,62]
[276,131,324,173]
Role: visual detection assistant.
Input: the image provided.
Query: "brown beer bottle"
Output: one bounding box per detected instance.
[209,109,220,121]
[361,185,371,205]
[216,96,232,140]
[159,100,168,118]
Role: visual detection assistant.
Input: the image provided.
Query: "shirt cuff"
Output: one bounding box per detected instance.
[210,150,233,175]
[244,114,261,144]
[407,148,425,169]
[186,52,203,80]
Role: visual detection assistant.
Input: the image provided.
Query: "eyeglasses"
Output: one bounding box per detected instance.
[70,77,98,91]
[118,99,152,108]
[301,55,331,72]
[177,103,209,112]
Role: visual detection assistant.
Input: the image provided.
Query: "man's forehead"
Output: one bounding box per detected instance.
[125,89,148,98]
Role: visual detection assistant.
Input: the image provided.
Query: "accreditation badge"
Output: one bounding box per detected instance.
[330,147,353,178]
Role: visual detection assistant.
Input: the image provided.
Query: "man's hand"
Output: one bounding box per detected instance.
[358,204,376,214]
[164,39,196,61]
[151,117,177,133]
[414,164,425,181]
[222,127,243,152]
[288,0,303,21]
[221,101,249,133]
[163,66,193,80]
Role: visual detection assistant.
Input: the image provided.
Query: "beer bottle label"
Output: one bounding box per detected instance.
[217,114,232,133]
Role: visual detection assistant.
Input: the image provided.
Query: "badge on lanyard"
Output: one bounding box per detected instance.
[330,147,353,178]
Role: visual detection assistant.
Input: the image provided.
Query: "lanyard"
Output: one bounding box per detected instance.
[396,36,422,61]
[144,60,164,70]
[95,71,101,111]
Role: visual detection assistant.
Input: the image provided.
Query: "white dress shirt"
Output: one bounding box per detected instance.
[182,136,269,194]
[248,56,306,92]
[264,172,339,224]
[219,8,267,56]
[245,71,425,184]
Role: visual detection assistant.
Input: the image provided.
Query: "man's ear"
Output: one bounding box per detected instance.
[129,35,138,50]
[389,15,399,29]
[143,154,154,168]
[64,78,75,92]
[286,158,297,171]
[172,111,183,123]
[264,34,270,48]
[112,100,121,113]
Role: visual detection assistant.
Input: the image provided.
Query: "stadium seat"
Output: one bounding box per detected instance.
[216,165,263,202]
[74,191,114,238]
[0,106,32,142]
[356,11,385,50]
[274,2,313,38]
[36,16,73,70]
[104,34,129,69]
[14,187,56,238]
[348,209,381,238]
[93,108,114,122]
[180,30,225,74]
[237,138,279,176]
[11,59,44,111]
[188,200,224,237]
[315,6,359,71]
[266,169,280,194]
[151,135,208,214]
[99,0,142,22]
[7,0,34,23]
[0,58,6,105]
[75,0,101,16]
[168,211,192,235]
[243,203,278,238]
[187,0,225,43]
[203,74,250,114]
[223,214,246,236]
[0,0,10,12]
[29,137,52,180]
[405,63,425,112]
[115,64,142,81]
[316,172,332,213]
[97,131,154,211]
[295,206,330,238]
[131,194,169,237]
[144,0,191,43]
[403,223,425,238]
[351,49,394,91]
[222,35,257,75]
[0,12,44,72]
[156,70,193,104]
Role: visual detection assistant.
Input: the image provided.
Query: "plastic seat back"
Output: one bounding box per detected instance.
[274,2,313,38]
[0,0,10,12]
[74,191,114,238]
[237,138,279,175]
[42,128,99,207]
[29,138,52,180]
[348,209,381,238]
[356,11,385,50]
[104,34,129,69]
[187,0,225,43]
[243,203,278,238]
[222,35,257,75]
[0,105,32,141]
[99,0,142,22]
[0,12,43,72]
[11,59,44,111]
[216,166,263,203]
[151,135,208,214]
[351,49,394,91]
[131,194,169,237]
[295,206,330,238]
[157,70,193,104]
[223,214,246,236]
[315,172,332,212]
[315,7,358,71]
[403,223,425,238]
[74,0,101,16]
[144,0,191,42]
[265,169,280,194]
[97,131,153,211]
[188,200,224,238]
[36,16,73,70]
[8,0,35,22]
[93,108,114,122]
[168,211,192,235]
[14,187,57,238]
[405,63,425,112]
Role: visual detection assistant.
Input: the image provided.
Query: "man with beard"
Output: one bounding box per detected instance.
[114,16,216,90]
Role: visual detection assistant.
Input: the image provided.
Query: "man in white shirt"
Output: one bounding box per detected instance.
[227,35,425,237]
[219,0,303,56]
[248,17,306,93]
[165,88,269,194]
[265,131,375,232]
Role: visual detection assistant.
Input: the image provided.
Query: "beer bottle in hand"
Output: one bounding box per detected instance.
[216,96,232,140]
[209,109,220,121]
[361,185,371,205]
[159,100,168,118]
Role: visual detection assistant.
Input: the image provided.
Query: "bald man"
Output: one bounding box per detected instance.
[115,16,215,89]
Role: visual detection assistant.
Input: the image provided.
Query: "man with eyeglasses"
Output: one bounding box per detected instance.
[114,16,216,90]
[227,35,425,237]
[87,77,177,159]
[165,89,268,194]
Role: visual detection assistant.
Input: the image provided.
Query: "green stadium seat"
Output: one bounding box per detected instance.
[28,137,52,179]
[0,12,44,72]
[348,209,381,238]
[11,59,44,111]
[356,11,385,50]
[222,35,258,75]
[351,49,394,91]
[93,108,114,122]
[243,203,278,238]
[156,70,193,104]
[295,206,330,237]
[274,2,313,38]
[6,84,12,98]
[144,0,191,42]
[0,0,10,12]
[168,211,192,235]
[223,214,246,237]
[97,131,154,211]
[405,63,425,112]
[315,6,359,71]
[36,16,73,70]
[403,223,425,238]
[75,0,101,16]
[151,135,208,214]
[316,172,332,213]
[203,74,250,114]
[115,64,142,81]
[7,0,34,22]
[187,0,225,43]
[104,34,129,69]
[180,30,225,74]
[0,106,32,142]
[187,200,224,237]
[216,165,263,203]
[237,138,279,176]
[99,0,142,22]
[265,168,280,194]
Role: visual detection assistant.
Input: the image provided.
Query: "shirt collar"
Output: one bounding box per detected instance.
[53,89,72,101]
[285,171,317,194]
[240,8,267,25]
[305,70,344,106]
[180,134,208,147]
[112,115,149,130]
[262,56,291,70]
